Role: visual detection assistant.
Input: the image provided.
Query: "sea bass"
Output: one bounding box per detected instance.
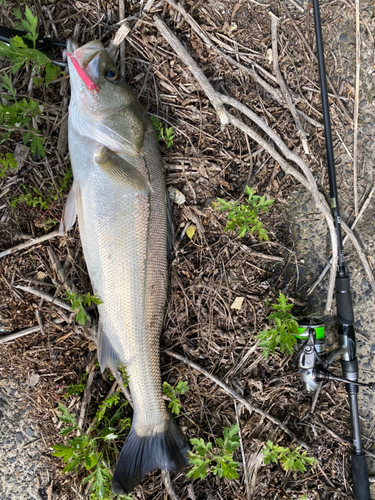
[60,39,189,494]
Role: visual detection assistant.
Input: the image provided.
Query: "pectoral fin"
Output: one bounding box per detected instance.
[94,147,151,193]
[59,180,84,235]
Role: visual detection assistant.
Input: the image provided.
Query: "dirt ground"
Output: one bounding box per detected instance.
[0,0,375,499]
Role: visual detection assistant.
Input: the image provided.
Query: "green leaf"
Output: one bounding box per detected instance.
[59,426,75,436]
[51,444,74,462]
[45,62,60,85]
[215,186,273,240]
[85,453,98,470]
[163,380,189,416]
[262,441,316,473]
[187,425,239,481]
[256,293,298,359]
[29,133,45,157]
[175,380,189,395]
[186,225,195,240]
[0,74,16,98]
[10,35,28,49]
[0,153,17,178]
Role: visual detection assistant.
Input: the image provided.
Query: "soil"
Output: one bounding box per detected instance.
[0,1,374,499]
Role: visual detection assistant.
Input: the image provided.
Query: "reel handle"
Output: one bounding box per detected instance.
[352,453,371,500]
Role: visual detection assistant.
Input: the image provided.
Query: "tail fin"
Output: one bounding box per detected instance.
[112,417,189,494]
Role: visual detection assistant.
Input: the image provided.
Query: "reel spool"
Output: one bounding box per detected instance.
[294,320,326,393]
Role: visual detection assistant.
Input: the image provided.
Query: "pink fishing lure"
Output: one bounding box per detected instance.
[66,52,99,95]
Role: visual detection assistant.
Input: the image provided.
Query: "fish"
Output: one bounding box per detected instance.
[60,39,189,494]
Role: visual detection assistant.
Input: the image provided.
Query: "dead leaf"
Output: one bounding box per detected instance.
[231,297,244,310]
[266,48,273,64]
[28,370,40,388]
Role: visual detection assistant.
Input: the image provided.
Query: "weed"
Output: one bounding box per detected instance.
[52,400,132,500]
[14,6,38,48]
[262,440,316,472]
[214,186,274,240]
[58,168,73,195]
[162,380,189,416]
[118,365,129,388]
[0,7,59,83]
[65,291,103,326]
[186,424,239,480]
[65,372,88,398]
[0,7,60,157]
[255,293,299,359]
[150,116,175,148]
[10,184,49,210]
[10,170,71,214]
[0,152,17,178]
[0,83,45,156]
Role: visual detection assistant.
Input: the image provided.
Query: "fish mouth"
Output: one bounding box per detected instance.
[67,39,106,68]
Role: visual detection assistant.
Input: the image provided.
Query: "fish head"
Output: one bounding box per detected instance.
[67,39,148,155]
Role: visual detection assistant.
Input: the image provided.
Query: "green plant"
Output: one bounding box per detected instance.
[0,8,60,157]
[65,291,103,325]
[186,424,240,480]
[10,170,72,212]
[0,7,59,83]
[150,116,175,148]
[255,293,299,359]
[14,6,38,48]
[118,365,129,388]
[65,372,88,398]
[58,168,73,195]
[0,89,45,156]
[10,184,49,209]
[52,401,132,500]
[215,186,274,240]
[162,380,189,416]
[262,440,316,473]
[0,152,17,178]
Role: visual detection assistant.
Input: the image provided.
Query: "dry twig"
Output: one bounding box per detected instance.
[269,12,309,155]
[162,470,179,500]
[165,349,308,448]
[308,186,375,294]
[15,285,71,310]
[234,401,251,500]
[164,0,322,129]
[0,325,41,344]
[77,363,96,432]
[0,230,60,259]
[153,15,375,309]
[283,2,353,123]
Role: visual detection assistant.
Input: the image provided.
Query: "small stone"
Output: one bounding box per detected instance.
[168,186,186,205]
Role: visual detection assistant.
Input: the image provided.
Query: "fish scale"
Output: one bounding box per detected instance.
[61,39,189,494]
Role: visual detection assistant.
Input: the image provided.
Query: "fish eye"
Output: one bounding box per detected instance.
[105,68,119,82]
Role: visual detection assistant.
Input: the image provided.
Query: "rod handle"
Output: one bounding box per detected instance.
[336,276,354,324]
[352,453,371,500]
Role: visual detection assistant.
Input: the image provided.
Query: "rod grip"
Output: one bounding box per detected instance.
[352,453,371,500]
[336,276,354,324]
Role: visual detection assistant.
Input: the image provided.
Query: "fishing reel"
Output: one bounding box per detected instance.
[294,321,375,394]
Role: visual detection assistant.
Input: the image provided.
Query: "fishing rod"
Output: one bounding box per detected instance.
[292,2,373,499]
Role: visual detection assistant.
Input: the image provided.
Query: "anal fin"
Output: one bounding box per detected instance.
[97,320,121,372]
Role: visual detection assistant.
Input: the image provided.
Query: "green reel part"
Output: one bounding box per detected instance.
[295,321,325,341]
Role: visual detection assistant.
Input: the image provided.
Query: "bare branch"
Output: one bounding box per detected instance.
[165,349,308,448]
